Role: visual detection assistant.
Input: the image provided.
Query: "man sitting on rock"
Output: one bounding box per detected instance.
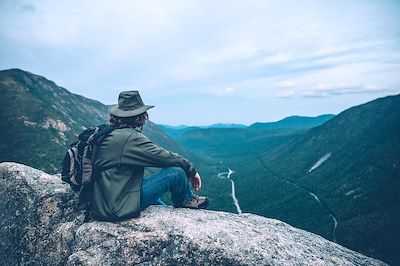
[91,90,209,221]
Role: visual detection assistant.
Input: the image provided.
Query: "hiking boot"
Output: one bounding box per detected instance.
[183,195,209,209]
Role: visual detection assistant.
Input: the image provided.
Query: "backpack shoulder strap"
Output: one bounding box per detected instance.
[88,124,117,171]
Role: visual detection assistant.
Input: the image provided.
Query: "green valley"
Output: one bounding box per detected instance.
[1,68,399,265]
[162,94,400,265]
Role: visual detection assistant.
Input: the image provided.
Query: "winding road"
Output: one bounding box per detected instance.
[218,168,242,214]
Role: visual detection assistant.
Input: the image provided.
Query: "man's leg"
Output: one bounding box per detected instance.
[155,198,167,205]
[140,167,193,210]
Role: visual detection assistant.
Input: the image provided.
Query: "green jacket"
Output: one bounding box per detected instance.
[92,127,196,221]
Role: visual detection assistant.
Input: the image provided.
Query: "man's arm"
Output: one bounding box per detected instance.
[122,132,197,179]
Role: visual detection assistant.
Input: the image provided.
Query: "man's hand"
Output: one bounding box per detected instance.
[190,172,202,191]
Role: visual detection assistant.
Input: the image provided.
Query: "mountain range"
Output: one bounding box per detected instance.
[161,93,399,265]
[171,115,334,161]
[158,123,247,139]
[1,68,398,265]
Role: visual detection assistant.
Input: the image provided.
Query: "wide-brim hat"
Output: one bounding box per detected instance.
[109,90,154,117]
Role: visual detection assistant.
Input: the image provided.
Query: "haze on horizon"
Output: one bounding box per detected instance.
[1,0,399,126]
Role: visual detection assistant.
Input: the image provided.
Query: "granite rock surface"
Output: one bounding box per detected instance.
[0,162,386,265]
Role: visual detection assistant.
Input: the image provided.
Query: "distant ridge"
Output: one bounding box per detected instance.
[172,114,334,158]
[160,115,333,140]
[159,123,246,139]
[249,114,335,129]
[160,123,247,129]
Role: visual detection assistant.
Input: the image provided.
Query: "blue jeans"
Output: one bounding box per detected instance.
[140,167,194,210]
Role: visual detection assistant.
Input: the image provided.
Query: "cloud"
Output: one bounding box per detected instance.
[0,0,399,125]
[166,62,211,81]
[277,83,397,98]
[277,81,295,88]
[276,90,297,98]
[219,86,234,96]
[250,53,292,67]
[203,86,236,97]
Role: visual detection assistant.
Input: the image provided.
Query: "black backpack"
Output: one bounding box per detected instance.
[61,124,115,222]
[61,124,115,192]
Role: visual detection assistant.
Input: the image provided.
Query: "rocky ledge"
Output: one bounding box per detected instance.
[0,162,386,265]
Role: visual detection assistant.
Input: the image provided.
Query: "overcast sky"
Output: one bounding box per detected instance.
[1,0,399,125]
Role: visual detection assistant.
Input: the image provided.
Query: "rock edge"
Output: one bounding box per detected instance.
[0,162,387,265]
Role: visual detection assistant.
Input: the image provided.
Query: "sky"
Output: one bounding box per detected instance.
[1,0,399,126]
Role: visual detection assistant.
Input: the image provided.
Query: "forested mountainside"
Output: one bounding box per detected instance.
[0,69,108,173]
[168,94,399,265]
[259,94,400,265]
[0,69,198,172]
